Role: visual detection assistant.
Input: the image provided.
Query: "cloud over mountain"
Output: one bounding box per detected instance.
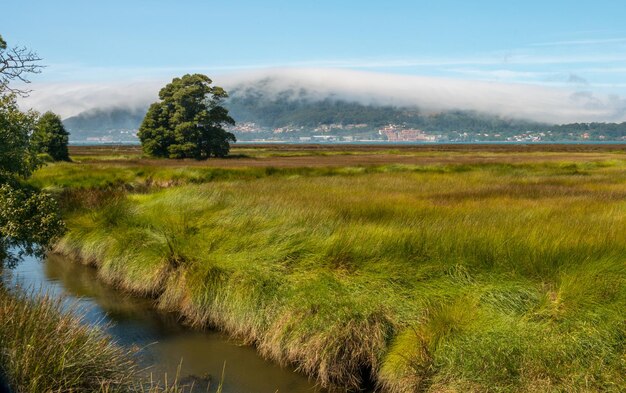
[19,68,626,124]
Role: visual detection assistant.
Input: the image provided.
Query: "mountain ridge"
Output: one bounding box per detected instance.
[62,91,626,143]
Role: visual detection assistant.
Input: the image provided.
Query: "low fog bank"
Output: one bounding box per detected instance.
[19,68,626,124]
[19,81,163,119]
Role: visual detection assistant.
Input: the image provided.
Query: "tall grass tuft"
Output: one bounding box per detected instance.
[0,287,136,392]
[0,288,204,393]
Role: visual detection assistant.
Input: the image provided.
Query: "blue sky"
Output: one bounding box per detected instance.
[3,0,626,122]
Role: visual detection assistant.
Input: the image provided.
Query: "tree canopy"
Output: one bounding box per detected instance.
[32,111,70,161]
[0,93,64,266]
[138,74,236,159]
[0,34,64,266]
[0,94,39,179]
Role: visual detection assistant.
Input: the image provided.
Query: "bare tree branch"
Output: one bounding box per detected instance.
[0,40,44,97]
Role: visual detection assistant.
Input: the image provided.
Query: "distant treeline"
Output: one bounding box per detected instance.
[549,122,626,138]
[62,94,626,141]
[226,95,626,138]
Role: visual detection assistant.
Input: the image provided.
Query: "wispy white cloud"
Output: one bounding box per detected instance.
[35,50,626,85]
[443,69,599,89]
[577,67,626,74]
[444,68,557,81]
[530,37,626,47]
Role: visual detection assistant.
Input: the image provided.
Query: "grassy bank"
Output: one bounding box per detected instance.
[37,146,626,392]
[0,287,132,392]
[0,287,197,392]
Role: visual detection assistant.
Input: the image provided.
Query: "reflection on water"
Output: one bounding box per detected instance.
[3,254,323,393]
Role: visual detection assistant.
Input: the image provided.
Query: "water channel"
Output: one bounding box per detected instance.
[3,253,324,393]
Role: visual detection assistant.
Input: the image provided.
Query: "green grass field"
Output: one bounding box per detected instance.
[33,145,626,392]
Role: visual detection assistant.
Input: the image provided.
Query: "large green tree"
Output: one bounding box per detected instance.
[138,74,236,159]
[0,34,64,266]
[0,94,64,266]
[31,111,70,161]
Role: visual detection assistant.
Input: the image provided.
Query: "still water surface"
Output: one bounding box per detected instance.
[3,254,324,393]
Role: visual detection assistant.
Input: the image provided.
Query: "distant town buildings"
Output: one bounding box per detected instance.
[378,125,436,142]
[314,123,368,133]
[228,122,262,133]
[505,131,547,142]
[224,122,623,143]
[273,126,301,134]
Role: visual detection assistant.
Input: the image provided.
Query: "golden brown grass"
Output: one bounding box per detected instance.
[33,145,626,392]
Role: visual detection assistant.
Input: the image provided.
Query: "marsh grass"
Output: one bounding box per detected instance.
[0,287,136,392]
[39,152,626,392]
[0,287,218,393]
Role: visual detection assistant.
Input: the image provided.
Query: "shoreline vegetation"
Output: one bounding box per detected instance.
[26,144,626,391]
[0,287,201,393]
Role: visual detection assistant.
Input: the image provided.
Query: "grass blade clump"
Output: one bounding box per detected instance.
[0,287,206,393]
[0,287,136,392]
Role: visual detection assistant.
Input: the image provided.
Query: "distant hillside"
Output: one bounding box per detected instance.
[226,92,626,141]
[226,94,546,132]
[64,107,146,131]
[62,88,626,143]
[63,108,146,142]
